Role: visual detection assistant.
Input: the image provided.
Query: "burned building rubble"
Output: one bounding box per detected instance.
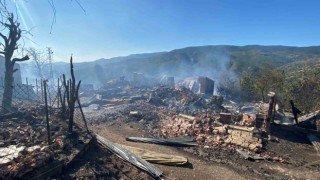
[82,75,274,155]
[156,102,269,153]
[198,76,214,95]
[1,72,320,179]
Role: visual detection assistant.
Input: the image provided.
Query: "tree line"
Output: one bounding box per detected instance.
[218,63,320,113]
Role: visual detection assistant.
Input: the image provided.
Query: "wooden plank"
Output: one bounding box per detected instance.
[119,144,188,165]
[307,134,320,156]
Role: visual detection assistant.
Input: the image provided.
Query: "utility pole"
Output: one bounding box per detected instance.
[47,47,53,78]
[46,47,54,85]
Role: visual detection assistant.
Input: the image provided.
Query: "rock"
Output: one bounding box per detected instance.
[26,145,41,152]
[40,146,49,152]
[196,136,205,142]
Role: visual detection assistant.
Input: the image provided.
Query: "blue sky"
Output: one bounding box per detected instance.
[9,0,320,62]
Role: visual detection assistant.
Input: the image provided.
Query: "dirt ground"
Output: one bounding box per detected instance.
[62,86,320,180]
[60,121,246,179]
[91,121,254,180]
[59,116,320,179]
[87,119,320,180]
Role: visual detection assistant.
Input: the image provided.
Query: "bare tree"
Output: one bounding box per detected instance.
[0,13,29,110]
[27,47,47,80]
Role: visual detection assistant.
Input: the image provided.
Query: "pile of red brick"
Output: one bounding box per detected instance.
[159,113,263,152]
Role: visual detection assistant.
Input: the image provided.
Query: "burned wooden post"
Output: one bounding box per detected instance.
[290,100,302,126]
[48,87,52,111]
[36,79,39,99]
[57,78,60,108]
[43,80,51,144]
[264,92,275,135]
[76,84,90,134]
[40,78,44,103]
[62,56,81,133]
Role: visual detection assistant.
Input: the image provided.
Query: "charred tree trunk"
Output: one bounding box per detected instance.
[2,62,13,110]
[0,13,29,111]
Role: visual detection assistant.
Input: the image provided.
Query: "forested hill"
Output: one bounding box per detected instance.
[18,45,320,85]
[73,45,320,84]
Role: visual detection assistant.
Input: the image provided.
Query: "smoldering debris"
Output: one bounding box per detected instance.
[81,75,293,162]
[0,102,92,179]
[2,73,320,179]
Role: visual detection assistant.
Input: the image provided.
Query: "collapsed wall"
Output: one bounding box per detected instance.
[178,76,214,95]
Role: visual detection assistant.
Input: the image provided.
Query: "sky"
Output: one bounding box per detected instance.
[6,0,320,62]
